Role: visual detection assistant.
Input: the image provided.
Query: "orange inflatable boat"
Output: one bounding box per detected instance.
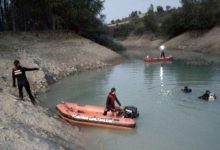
[56,102,138,129]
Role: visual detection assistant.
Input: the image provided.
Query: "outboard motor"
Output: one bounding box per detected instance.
[123,106,139,118]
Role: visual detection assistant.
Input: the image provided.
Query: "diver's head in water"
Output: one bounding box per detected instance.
[182,86,192,93]
[205,90,210,94]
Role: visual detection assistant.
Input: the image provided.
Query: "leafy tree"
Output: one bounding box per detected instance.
[143,4,158,32]
[113,23,133,37]
[161,0,220,37]
[166,5,171,11]
[0,0,125,52]
[157,6,164,13]
[129,11,138,18]
[181,0,219,30]
[0,0,10,31]
[133,22,145,35]
[0,0,104,32]
[161,10,185,37]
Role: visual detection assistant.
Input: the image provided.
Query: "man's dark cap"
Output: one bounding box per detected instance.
[14,60,20,65]
[111,88,116,92]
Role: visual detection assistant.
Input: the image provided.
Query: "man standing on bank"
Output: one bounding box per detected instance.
[12,60,39,105]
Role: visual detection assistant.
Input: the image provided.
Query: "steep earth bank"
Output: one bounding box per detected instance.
[0,32,122,92]
[0,32,123,150]
[119,27,220,64]
[0,92,85,150]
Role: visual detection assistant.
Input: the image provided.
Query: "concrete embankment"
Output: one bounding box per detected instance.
[0,32,123,150]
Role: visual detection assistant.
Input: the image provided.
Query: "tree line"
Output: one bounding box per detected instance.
[162,0,220,37]
[0,0,125,51]
[0,0,103,32]
[113,0,220,38]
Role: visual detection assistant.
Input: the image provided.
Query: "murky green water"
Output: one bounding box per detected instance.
[40,59,220,150]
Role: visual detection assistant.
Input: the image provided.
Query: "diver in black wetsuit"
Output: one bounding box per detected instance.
[198,90,210,100]
[181,86,192,93]
[198,90,216,101]
[12,60,39,105]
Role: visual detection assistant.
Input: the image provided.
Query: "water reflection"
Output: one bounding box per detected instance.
[160,65,164,87]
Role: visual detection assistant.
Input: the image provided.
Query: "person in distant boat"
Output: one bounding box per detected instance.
[12,60,39,105]
[181,86,192,93]
[198,90,216,101]
[160,45,165,57]
[103,88,122,116]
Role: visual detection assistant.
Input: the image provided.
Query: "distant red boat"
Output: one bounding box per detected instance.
[144,55,173,63]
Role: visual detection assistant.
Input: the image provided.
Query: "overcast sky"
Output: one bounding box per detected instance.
[102,0,181,23]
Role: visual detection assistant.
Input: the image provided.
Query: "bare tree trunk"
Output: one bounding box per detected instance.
[24,17,27,32]
[3,0,8,30]
[21,10,25,31]
[52,15,56,31]
[12,8,16,31]
[0,0,2,22]
[0,0,5,28]
[12,14,16,31]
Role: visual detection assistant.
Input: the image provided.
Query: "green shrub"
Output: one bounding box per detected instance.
[113,24,134,38]
[161,11,185,38]
[133,22,145,35]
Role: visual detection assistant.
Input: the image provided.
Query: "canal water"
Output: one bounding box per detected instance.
[40,59,220,150]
